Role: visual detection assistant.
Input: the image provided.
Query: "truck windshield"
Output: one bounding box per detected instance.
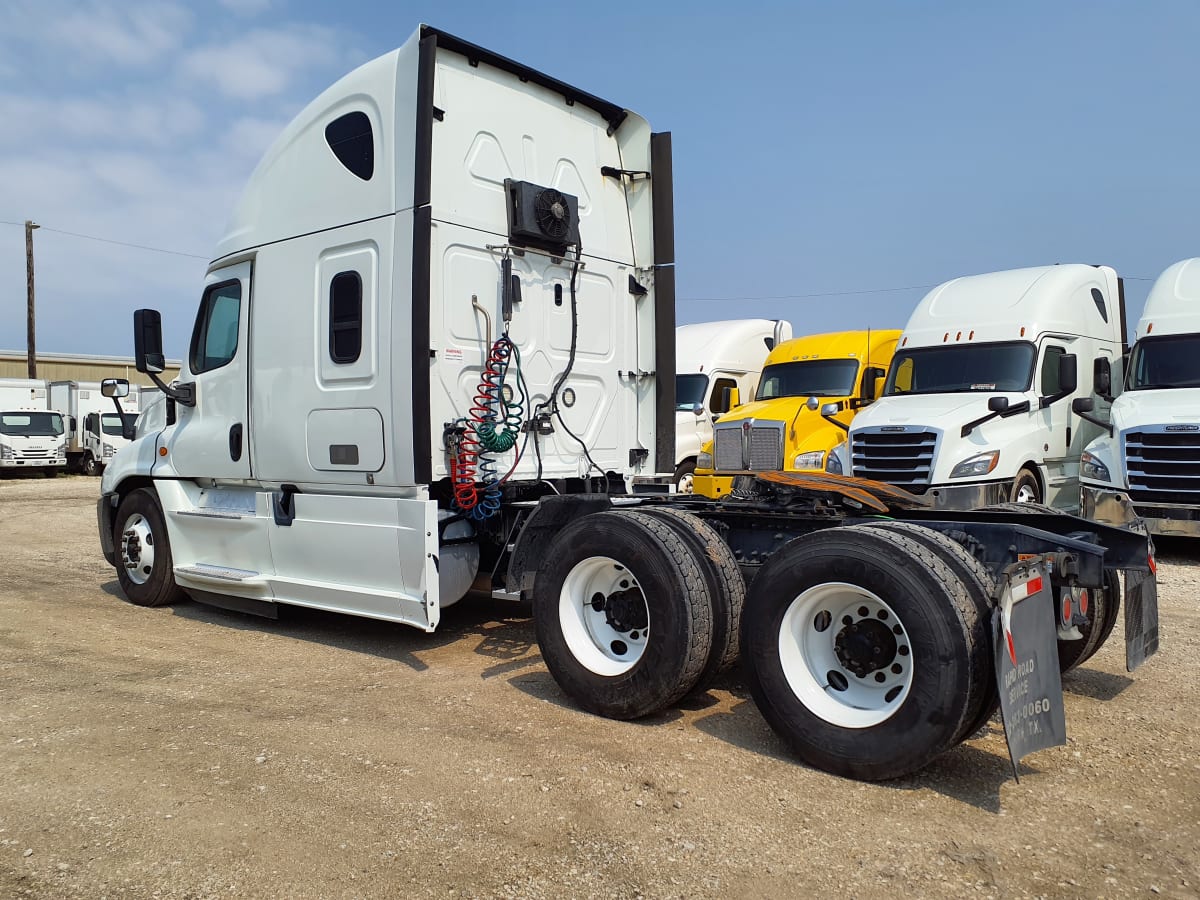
[101,414,125,436]
[756,360,859,400]
[1126,334,1200,390]
[675,374,709,410]
[0,412,65,437]
[884,342,1036,395]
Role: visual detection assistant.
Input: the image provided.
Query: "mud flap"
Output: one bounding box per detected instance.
[1124,568,1160,672]
[993,560,1067,780]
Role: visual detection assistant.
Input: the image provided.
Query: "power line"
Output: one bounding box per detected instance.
[0,219,1163,288]
[1,219,207,259]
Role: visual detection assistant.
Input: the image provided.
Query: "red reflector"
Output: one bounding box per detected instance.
[1062,598,1072,624]
[1026,576,1044,596]
[1148,554,1157,575]
[1079,589,1089,615]
[1006,631,1018,666]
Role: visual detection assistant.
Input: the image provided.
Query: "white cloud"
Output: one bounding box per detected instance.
[6,1,195,67]
[180,24,345,100]
[0,93,205,150]
[0,3,366,355]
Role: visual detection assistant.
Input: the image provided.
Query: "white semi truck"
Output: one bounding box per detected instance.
[48,381,141,475]
[0,378,67,476]
[96,25,1157,781]
[673,319,790,491]
[1079,257,1200,537]
[842,265,1125,511]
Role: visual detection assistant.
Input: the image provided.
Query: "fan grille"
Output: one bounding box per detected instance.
[534,189,571,239]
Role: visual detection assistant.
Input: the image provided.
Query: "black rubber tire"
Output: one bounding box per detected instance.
[83,454,101,477]
[742,526,988,781]
[1058,569,1122,672]
[633,506,745,689]
[860,521,999,741]
[673,459,697,494]
[113,487,186,608]
[533,509,715,720]
[1009,467,1042,504]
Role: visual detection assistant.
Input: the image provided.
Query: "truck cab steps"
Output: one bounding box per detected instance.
[175,564,264,584]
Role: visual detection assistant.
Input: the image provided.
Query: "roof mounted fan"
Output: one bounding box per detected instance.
[505,179,580,253]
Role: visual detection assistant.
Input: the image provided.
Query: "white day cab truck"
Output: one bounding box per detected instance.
[1080,257,1200,537]
[48,380,142,475]
[0,378,67,476]
[96,25,1157,782]
[673,319,791,492]
[840,264,1126,512]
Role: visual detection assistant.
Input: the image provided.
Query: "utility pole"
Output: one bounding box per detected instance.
[25,219,39,378]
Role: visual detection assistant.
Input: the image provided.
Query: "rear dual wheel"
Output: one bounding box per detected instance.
[742,525,992,780]
[533,509,721,720]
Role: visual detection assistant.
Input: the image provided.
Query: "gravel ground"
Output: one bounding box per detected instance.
[1,475,1198,899]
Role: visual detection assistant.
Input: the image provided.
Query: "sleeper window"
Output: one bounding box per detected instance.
[329,271,363,364]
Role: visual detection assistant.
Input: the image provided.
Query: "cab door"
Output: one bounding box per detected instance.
[162,261,253,480]
[1037,341,1073,504]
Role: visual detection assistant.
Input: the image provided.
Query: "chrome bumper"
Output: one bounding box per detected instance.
[1082,485,1200,538]
[924,480,1010,510]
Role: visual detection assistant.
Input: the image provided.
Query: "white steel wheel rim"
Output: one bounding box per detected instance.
[1015,482,1038,503]
[120,512,156,585]
[559,556,649,677]
[778,582,914,728]
[677,472,695,494]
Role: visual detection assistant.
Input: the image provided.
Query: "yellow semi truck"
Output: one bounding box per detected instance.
[693,329,900,497]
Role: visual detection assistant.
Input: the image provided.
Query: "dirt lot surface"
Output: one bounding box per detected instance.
[1,476,1198,899]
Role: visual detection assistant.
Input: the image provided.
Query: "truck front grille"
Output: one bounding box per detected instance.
[1124,428,1200,504]
[851,428,938,492]
[713,421,784,471]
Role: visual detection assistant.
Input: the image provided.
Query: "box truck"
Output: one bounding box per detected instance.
[0,378,67,476]
[691,329,900,498]
[1079,257,1200,537]
[842,265,1125,511]
[674,319,790,492]
[48,381,141,475]
[95,25,1156,781]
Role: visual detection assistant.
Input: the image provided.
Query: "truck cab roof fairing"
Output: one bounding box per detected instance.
[212,26,633,265]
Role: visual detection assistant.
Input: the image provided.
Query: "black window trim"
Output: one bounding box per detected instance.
[189,278,243,376]
[328,269,364,365]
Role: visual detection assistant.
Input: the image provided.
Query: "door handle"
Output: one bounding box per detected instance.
[229,423,243,461]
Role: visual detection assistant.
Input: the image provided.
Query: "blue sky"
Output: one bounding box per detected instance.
[2,1,1199,357]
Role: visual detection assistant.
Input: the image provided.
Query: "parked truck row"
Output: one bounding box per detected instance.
[96,24,1159,782]
[0,378,145,476]
[683,259,1200,536]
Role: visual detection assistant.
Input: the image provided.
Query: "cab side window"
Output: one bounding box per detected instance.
[710,377,737,414]
[1040,345,1066,395]
[190,281,242,374]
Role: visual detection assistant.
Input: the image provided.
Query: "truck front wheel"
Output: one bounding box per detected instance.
[533,509,715,720]
[1010,467,1042,504]
[83,453,101,477]
[673,460,696,494]
[742,527,987,780]
[114,488,186,607]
